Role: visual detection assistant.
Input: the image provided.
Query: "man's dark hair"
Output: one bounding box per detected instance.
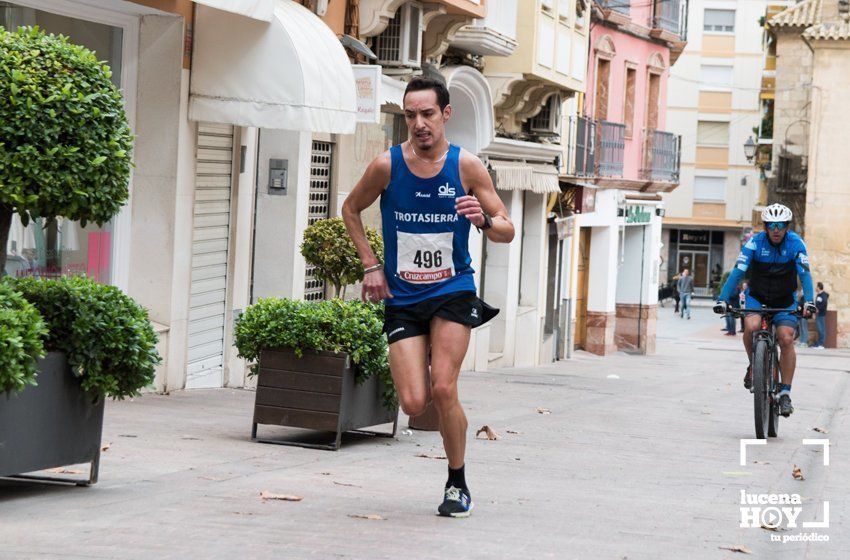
[817,282,824,290]
[404,76,450,111]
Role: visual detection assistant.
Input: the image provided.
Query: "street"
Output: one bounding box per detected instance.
[1,305,847,560]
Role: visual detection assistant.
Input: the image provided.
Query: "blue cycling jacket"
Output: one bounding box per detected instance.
[718,230,813,308]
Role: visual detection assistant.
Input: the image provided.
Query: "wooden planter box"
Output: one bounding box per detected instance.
[251,348,398,450]
[0,352,104,485]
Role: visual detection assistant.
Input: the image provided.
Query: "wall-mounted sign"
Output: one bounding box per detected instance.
[575,185,596,214]
[680,230,710,245]
[352,65,381,124]
[624,205,652,225]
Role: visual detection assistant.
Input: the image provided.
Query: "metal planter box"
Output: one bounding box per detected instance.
[0,352,104,485]
[251,348,398,450]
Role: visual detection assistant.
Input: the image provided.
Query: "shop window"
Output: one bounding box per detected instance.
[1,5,124,283]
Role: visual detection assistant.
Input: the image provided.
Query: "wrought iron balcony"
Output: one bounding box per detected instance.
[640,129,681,183]
[650,0,688,40]
[596,120,626,178]
[597,0,630,16]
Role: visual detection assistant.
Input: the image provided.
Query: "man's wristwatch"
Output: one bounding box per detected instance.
[480,212,493,230]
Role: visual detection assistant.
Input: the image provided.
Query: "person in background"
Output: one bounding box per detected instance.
[813,282,829,349]
[724,283,741,336]
[672,272,681,314]
[797,288,809,348]
[677,269,694,319]
[739,281,748,333]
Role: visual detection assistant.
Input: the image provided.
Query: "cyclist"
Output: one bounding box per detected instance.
[714,204,816,417]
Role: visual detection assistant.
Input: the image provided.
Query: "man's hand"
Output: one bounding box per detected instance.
[713,301,728,315]
[803,302,817,318]
[455,195,485,228]
[361,268,393,303]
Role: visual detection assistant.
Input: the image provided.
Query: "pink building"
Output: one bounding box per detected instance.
[561,0,688,357]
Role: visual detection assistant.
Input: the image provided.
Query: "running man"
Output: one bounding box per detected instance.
[342,77,515,517]
[714,204,816,416]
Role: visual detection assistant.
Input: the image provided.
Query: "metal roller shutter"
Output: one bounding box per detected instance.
[186,123,234,388]
[304,140,333,301]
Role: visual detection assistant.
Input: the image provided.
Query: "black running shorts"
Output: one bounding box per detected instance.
[383,291,499,345]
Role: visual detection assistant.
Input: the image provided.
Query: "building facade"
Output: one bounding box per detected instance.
[559,0,687,355]
[662,0,767,297]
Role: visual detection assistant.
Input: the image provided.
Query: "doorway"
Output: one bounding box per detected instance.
[676,251,709,292]
[575,228,591,350]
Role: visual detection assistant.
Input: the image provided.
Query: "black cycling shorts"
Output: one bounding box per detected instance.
[383,291,499,345]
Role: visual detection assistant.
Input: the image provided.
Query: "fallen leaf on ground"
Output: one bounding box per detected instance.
[199,475,225,481]
[118,434,137,438]
[180,436,201,441]
[415,453,447,460]
[101,442,111,452]
[333,481,361,488]
[812,427,828,434]
[260,491,303,502]
[701,410,711,415]
[475,425,500,440]
[45,468,84,475]
[232,511,256,516]
[792,465,805,481]
[760,524,787,532]
[718,545,752,554]
[401,429,413,436]
[752,460,770,465]
[349,514,385,521]
[536,407,551,415]
[320,472,331,476]
[506,429,522,435]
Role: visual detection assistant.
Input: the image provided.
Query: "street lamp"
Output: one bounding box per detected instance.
[744,136,757,163]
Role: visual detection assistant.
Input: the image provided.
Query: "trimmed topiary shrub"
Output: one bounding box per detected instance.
[0,26,133,272]
[300,217,383,298]
[12,276,160,400]
[0,281,47,393]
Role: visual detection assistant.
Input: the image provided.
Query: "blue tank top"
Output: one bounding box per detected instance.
[380,144,476,306]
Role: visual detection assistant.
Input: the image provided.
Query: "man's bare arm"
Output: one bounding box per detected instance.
[457,150,515,243]
[341,151,392,300]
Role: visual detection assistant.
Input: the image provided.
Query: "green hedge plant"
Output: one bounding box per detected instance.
[12,276,160,400]
[300,217,383,298]
[0,282,47,393]
[0,26,133,272]
[234,298,396,409]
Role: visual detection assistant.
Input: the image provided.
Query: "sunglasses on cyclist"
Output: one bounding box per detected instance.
[765,222,788,231]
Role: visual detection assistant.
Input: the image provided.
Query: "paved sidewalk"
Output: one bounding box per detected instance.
[1,307,847,559]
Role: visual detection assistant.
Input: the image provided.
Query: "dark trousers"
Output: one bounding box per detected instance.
[725,313,736,334]
[816,314,827,347]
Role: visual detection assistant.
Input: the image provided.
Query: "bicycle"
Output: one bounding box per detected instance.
[728,307,801,440]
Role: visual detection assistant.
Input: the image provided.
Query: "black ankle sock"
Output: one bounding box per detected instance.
[446,465,469,494]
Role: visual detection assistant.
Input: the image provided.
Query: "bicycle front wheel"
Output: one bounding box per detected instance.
[752,338,771,439]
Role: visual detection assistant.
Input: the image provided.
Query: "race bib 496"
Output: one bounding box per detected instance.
[396,231,455,284]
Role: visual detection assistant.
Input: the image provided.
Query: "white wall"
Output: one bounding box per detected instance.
[252,129,311,301]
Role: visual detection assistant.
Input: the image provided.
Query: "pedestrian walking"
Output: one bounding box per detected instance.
[672,273,681,314]
[797,289,809,347]
[677,269,694,319]
[724,284,740,335]
[738,281,748,332]
[813,282,829,348]
[342,77,515,518]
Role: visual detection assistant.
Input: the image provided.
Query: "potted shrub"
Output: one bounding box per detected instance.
[234,218,397,450]
[0,277,161,484]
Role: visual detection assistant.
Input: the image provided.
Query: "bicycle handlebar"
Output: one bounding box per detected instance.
[727,307,802,318]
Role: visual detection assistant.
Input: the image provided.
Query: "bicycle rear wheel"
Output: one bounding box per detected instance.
[752,339,771,439]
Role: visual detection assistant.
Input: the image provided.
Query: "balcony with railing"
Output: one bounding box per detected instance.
[597,120,626,177]
[566,115,596,177]
[596,0,631,25]
[640,129,681,183]
[649,0,688,41]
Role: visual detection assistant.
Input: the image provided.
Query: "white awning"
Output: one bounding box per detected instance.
[489,160,560,193]
[189,0,357,134]
[192,0,275,21]
[529,163,561,194]
[490,160,532,191]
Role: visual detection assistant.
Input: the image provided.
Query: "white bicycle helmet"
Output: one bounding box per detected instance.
[761,203,793,223]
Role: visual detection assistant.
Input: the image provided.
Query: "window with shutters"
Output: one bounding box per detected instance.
[697,121,729,146]
[700,65,733,91]
[693,176,726,202]
[703,9,735,33]
[304,141,333,301]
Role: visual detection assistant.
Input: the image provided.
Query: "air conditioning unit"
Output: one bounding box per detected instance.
[528,94,562,136]
[373,2,423,69]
